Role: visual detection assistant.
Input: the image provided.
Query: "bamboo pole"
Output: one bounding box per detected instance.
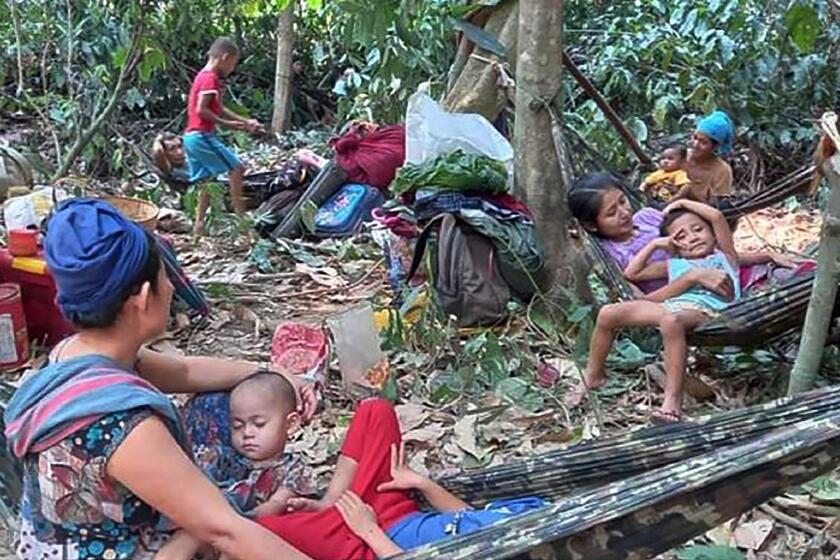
[561,51,653,166]
[788,113,840,394]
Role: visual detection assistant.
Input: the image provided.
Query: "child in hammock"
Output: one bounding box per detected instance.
[584,199,741,424]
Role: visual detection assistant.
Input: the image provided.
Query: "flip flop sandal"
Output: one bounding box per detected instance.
[650,409,683,425]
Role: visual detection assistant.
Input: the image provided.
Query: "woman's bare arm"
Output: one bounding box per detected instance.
[135,350,258,393]
[136,351,319,420]
[108,416,312,560]
[624,237,670,283]
[625,261,668,283]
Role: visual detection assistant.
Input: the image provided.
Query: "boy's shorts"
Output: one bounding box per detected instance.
[183,131,242,183]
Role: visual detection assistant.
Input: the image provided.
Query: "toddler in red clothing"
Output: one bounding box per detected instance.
[259,399,545,559]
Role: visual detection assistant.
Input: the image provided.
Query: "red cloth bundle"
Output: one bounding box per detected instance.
[330,124,406,191]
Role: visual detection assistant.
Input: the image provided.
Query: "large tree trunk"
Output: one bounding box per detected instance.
[513,0,568,281]
[271,4,294,134]
[788,118,840,394]
[443,0,518,122]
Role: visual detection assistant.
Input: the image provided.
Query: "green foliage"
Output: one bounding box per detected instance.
[392,150,509,196]
[248,239,275,272]
[182,181,235,234]
[803,475,840,502]
[678,545,746,560]
[564,0,837,172]
[298,200,319,234]
[1,0,164,176]
[3,0,835,181]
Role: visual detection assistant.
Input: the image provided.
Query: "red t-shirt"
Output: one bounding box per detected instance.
[186,69,222,133]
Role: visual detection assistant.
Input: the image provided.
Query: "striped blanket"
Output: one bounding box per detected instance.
[4,355,183,459]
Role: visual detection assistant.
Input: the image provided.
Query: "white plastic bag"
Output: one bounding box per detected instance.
[3,187,69,230]
[404,91,513,166]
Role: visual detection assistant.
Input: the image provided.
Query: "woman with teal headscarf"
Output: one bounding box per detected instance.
[5,198,315,560]
[680,110,735,203]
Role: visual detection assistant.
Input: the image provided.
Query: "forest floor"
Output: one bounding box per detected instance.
[0,143,836,559]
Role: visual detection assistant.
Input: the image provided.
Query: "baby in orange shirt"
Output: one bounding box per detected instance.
[641,144,689,203]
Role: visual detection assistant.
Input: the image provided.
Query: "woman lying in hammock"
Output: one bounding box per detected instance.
[586,200,746,424]
[567,173,813,297]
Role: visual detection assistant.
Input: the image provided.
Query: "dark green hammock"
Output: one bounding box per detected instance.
[582,163,827,347]
[4,382,840,558]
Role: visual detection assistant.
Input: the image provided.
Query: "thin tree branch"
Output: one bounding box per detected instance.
[8,0,25,97]
[52,6,146,180]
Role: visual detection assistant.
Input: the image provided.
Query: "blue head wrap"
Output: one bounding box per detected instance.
[696,110,735,156]
[45,198,150,317]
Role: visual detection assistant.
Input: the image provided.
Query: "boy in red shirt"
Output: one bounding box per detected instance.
[184,37,264,235]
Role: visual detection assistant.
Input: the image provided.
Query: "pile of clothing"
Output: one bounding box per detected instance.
[376,145,548,326]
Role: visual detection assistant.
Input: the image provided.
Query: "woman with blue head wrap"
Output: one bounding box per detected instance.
[682,110,735,203]
[5,198,315,560]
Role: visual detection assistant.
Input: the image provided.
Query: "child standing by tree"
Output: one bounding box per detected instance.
[583,199,741,423]
[184,37,264,235]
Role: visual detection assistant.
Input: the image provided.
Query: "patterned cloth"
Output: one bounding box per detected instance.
[183,392,315,515]
[16,409,166,560]
[4,355,184,460]
[413,190,527,223]
[155,235,211,317]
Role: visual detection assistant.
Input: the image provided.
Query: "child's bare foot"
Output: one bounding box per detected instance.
[650,408,683,425]
[192,224,206,237]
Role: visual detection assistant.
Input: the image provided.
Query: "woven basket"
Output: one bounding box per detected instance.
[103,196,159,232]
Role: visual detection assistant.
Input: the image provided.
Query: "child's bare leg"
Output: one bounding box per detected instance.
[228,165,246,216]
[586,301,668,388]
[658,310,709,418]
[193,189,210,236]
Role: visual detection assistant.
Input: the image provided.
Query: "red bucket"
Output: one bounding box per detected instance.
[8,229,39,257]
[0,283,29,370]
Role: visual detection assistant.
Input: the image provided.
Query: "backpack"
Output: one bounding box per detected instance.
[314,183,384,238]
[455,210,550,301]
[408,214,511,327]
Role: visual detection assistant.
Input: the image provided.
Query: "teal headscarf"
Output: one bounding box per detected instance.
[696,111,734,156]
